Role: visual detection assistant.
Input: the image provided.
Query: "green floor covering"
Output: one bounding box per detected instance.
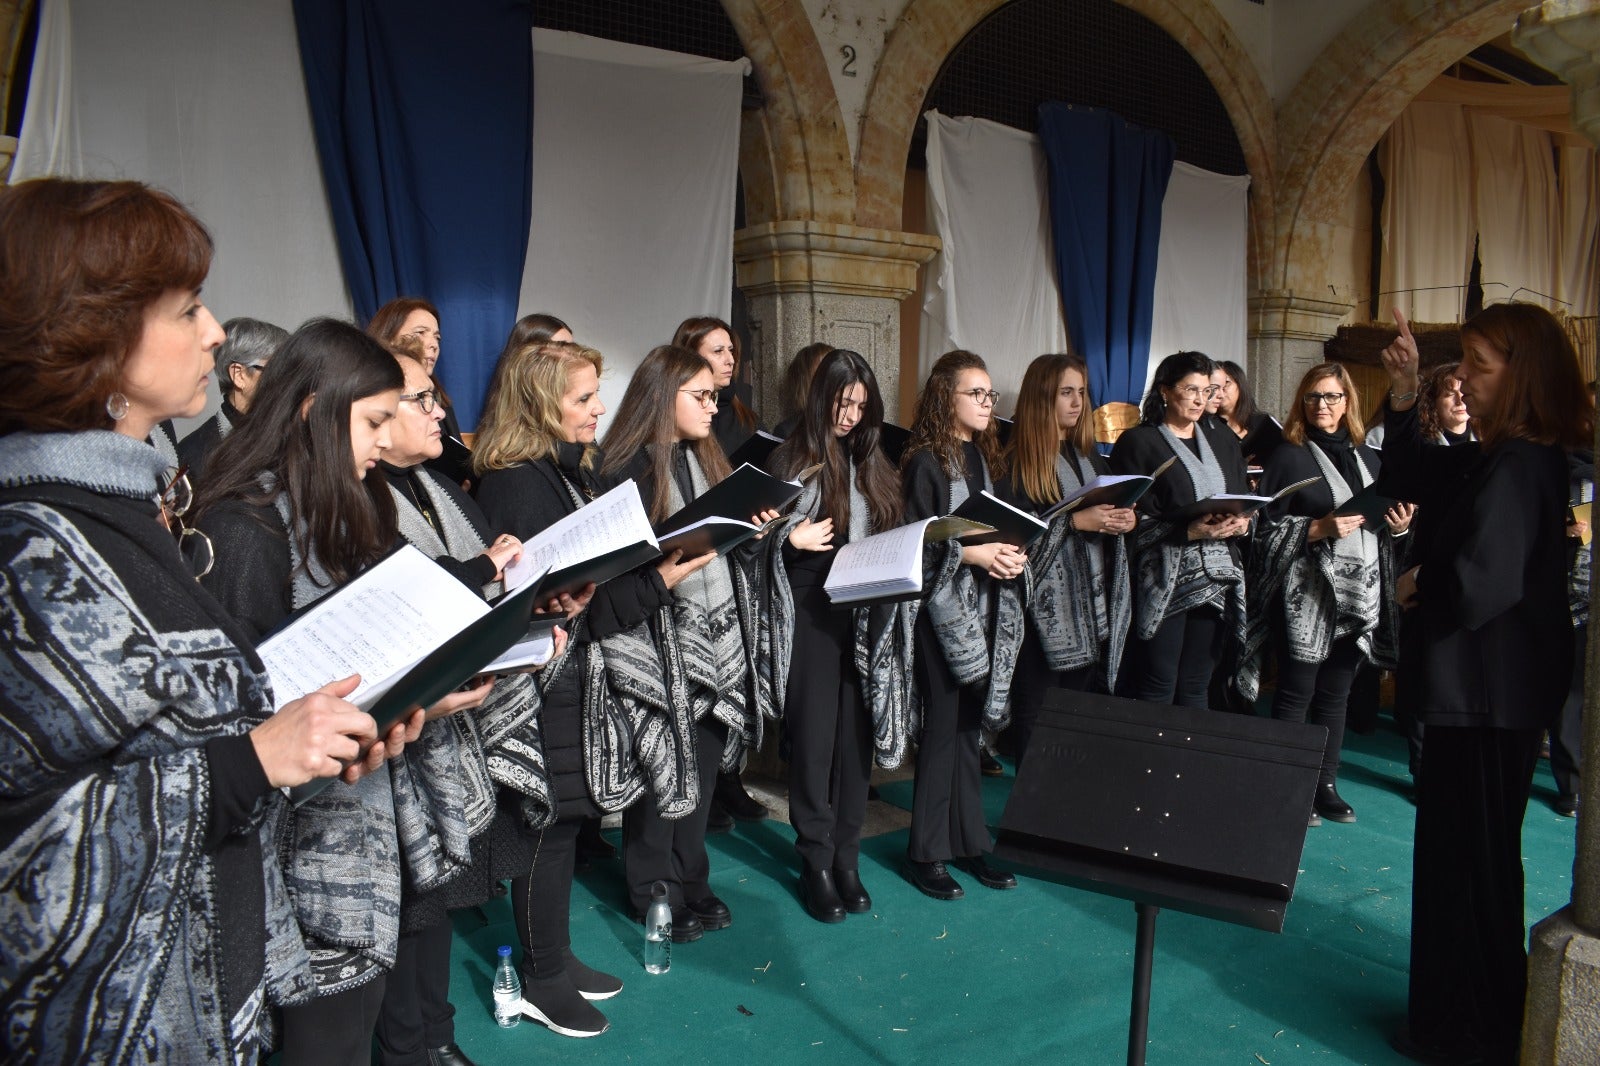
[444,725,1577,1064]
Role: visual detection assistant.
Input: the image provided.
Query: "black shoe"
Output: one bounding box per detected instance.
[833,868,872,914]
[904,859,963,900]
[954,855,1017,890]
[705,804,735,834]
[1388,1025,1488,1065]
[1314,782,1356,823]
[426,1045,478,1066]
[715,772,769,821]
[801,868,847,923]
[980,749,1005,777]
[519,973,609,1038]
[1555,794,1579,817]
[562,949,622,1001]
[632,904,703,943]
[685,894,731,931]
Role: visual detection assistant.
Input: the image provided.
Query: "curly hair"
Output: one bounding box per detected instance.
[904,350,1005,481]
[1007,353,1095,506]
[1416,362,1463,442]
[473,340,605,475]
[0,178,212,434]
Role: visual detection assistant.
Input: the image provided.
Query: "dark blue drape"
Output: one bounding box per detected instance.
[1037,103,1175,408]
[293,0,533,429]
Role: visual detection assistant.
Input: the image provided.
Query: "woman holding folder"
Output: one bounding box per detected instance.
[599,345,776,938]
[1001,353,1135,766]
[1379,304,1590,1063]
[1109,351,1252,710]
[192,319,494,1066]
[764,349,914,921]
[473,339,712,1037]
[900,350,1026,901]
[1240,362,1412,826]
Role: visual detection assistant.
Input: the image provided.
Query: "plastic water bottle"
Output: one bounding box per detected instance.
[492,945,521,1027]
[643,881,672,974]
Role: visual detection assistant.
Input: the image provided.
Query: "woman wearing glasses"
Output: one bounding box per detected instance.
[1001,353,1135,767]
[1110,351,1252,709]
[0,179,391,1063]
[899,350,1026,901]
[1239,363,1412,826]
[763,349,913,921]
[599,345,776,937]
[192,319,493,1066]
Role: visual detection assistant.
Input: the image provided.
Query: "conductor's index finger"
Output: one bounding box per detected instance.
[1393,306,1415,343]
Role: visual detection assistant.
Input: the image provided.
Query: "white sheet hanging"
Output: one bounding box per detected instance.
[1470,112,1562,312]
[518,30,749,428]
[1378,102,1477,325]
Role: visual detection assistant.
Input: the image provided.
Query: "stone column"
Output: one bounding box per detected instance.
[1516,5,1600,1062]
[0,136,15,184]
[734,220,940,425]
[1246,291,1353,415]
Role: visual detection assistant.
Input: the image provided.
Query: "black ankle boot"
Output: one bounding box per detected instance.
[1314,781,1356,823]
[801,867,847,923]
[832,868,872,914]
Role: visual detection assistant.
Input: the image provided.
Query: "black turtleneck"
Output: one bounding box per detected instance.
[1258,424,1383,522]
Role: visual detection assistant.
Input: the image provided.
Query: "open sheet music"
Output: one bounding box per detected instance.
[823,515,992,605]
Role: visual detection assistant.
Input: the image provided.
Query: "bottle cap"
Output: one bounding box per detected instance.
[651,880,669,901]
[498,945,512,958]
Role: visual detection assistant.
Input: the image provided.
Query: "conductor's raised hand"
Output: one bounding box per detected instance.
[250,673,378,788]
[657,547,717,590]
[1380,308,1421,406]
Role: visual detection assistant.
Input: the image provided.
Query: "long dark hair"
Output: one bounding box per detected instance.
[1216,359,1257,428]
[1008,353,1095,506]
[195,318,404,585]
[770,349,902,532]
[673,315,756,433]
[599,344,733,522]
[1460,303,1592,450]
[780,341,834,424]
[905,350,1005,480]
[1140,351,1216,425]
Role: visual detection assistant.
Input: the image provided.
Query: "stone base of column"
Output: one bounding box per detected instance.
[1523,907,1600,1063]
[1247,290,1353,414]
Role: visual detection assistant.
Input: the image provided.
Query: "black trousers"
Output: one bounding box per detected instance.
[1408,724,1542,1062]
[511,817,580,983]
[623,716,727,913]
[1130,606,1222,709]
[1009,626,1095,772]
[786,582,872,873]
[374,921,455,1064]
[1272,634,1362,786]
[1395,612,1426,776]
[908,614,991,863]
[280,973,388,1066]
[1550,623,1585,801]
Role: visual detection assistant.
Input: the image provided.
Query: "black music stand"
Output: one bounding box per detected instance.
[993,690,1325,1066]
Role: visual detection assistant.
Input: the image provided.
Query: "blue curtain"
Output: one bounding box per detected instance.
[292,0,533,429]
[1037,103,1175,408]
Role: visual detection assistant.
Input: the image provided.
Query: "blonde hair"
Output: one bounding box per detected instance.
[1281,362,1366,447]
[473,340,604,474]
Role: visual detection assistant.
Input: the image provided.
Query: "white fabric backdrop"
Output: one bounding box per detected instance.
[1378,101,1477,325]
[920,113,1248,415]
[919,112,1069,416]
[13,0,353,339]
[519,30,748,430]
[1469,112,1562,312]
[1559,146,1599,318]
[1148,161,1251,396]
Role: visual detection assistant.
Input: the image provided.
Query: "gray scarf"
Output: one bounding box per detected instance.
[1305,441,1380,641]
[1131,427,1244,635]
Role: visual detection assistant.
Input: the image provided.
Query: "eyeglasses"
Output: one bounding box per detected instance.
[158,466,215,579]
[679,388,718,410]
[1302,392,1347,407]
[400,388,440,413]
[960,388,1001,408]
[1172,385,1221,400]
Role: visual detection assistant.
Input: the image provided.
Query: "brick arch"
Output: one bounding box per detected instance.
[720,0,855,225]
[854,0,1276,272]
[1269,0,1528,298]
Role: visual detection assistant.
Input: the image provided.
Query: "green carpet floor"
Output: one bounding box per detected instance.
[445,725,1577,1064]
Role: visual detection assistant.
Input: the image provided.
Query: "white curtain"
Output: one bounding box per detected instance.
[1559,147,1599,318]
[919,112,1069,416]
[1469,112,1562,312]
[1378,101,1476,325]
[12,0,352,339]
[519,30,748,428]
[1148,162,1251,397]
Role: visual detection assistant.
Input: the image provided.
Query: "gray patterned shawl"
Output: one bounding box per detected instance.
[764,462,920,769]
[269,493,468,996]
[921,454,1028,733]
[0,430,313,1064]
[1025,449,1132,688]
[1237,445,1399,703]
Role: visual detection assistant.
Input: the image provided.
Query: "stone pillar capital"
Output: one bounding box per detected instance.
[1515,2,1600,148]
[734,220,941,302]
[1248,290,1356,342]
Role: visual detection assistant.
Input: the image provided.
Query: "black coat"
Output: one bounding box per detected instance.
[1258,434,1383,523]
[1108,423,1251,517]
[1378,399,1572,730]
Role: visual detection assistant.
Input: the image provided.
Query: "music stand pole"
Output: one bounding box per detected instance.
[1128,902,1159,1066]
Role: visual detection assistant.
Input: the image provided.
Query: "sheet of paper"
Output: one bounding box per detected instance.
[504,480,656,590]
[825,517,934,595]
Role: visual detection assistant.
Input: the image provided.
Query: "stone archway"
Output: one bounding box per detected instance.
[853,0,1277,272]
